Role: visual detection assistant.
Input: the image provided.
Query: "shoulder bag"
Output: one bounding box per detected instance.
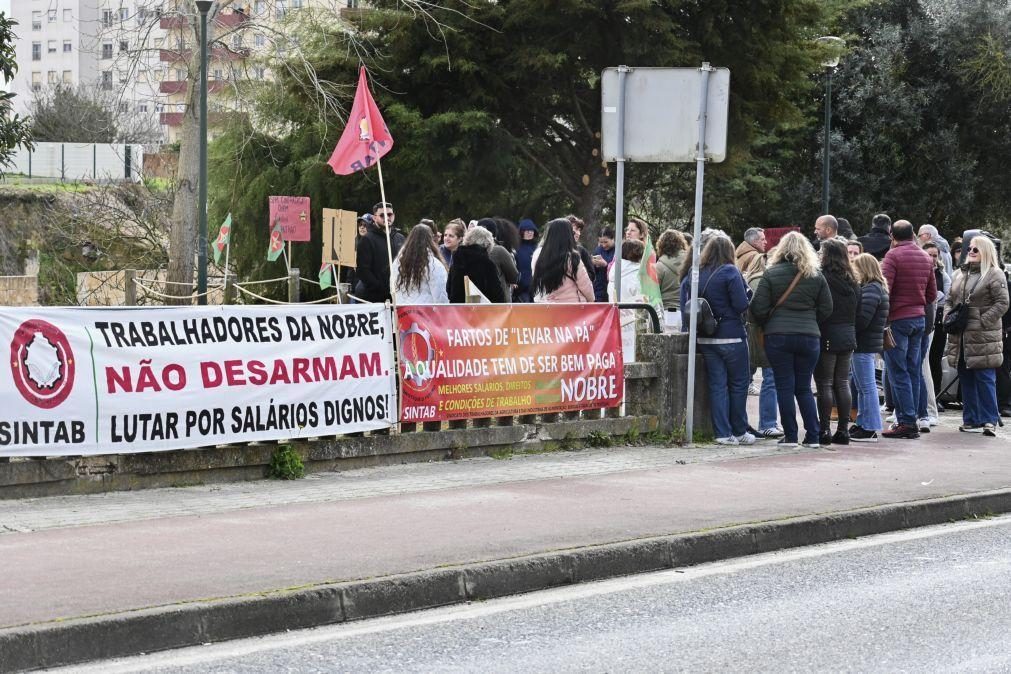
[756,271,803,350]
[943,271,984,335]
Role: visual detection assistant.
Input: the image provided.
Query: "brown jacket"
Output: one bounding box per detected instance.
[944,265,1009,369]
[735,240,762,274]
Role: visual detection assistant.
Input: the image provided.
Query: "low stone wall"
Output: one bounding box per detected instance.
[77,269,226,306]
[0,276,39,306]
[0,333,711,499]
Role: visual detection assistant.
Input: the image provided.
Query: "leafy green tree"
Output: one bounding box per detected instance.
[787,0,1011,239]
[0,13,33,177]
[211,0,835,278]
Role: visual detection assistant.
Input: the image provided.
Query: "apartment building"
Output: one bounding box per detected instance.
[12,0,164,133]
[13,0,357,144]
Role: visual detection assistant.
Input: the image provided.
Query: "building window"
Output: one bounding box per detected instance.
[137,8,147,24]
[119,7,129,21]
[47,40,57,53]
[139,103,148,113]
[48,70,57,84]
[292,0,302,8]
[32,11,42,30]
[175,68,184,80]
[63,9,72,22]
[120,41,129,52]
[102,43,113,59]
[254,66,265,80]
[275,2,286,19]
[212,68,222,80]
[154,37,164,47]
[48,9,57,22]
[102,10,114,27]
[231,35,242,49]
[120,102,129,112]
[32,42,41,60]
[254,33,265,47]
[32,72,42,91]
[156,103,163,113]
[254,0,264,14]
[63,40,72,53]
[63,70,73,83]
[154,68,163,81]
[102,71,113,90]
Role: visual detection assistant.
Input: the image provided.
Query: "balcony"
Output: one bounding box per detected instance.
[159,79,228,94]
[160,46,251,63]
[160,10,249,30]
[160,111,184,126]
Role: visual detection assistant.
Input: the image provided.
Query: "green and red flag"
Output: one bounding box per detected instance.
[319,263,333,290]
[639,233,663,312]
[212,213,232,265]
[266,219,285,262]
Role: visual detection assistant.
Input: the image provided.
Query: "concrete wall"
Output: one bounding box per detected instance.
[0,276,40,306]
[0,333,711,499]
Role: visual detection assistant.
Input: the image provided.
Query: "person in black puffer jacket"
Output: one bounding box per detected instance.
[850,254,890,441]
[446,226,507,303]
[815,239,860,445]
[858,213,892,261]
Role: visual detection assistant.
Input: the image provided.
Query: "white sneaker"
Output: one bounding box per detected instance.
[917,418,931,432]
[926,416,939,426]
[735,432,756,446]
[885,413,896,423]
[715,436,739,446]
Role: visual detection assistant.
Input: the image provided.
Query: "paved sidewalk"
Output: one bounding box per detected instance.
[2,411,1010,670]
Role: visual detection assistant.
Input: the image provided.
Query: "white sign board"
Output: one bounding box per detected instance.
[601,67,730,163]
[0,305,396,456]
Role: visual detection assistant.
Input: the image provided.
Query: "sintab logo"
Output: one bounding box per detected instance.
[9,319,76,409]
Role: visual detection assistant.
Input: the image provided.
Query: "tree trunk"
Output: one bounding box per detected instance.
[575,168,610,239]
[166,22,205,305]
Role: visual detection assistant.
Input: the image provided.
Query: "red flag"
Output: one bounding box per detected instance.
[327,66,394,176]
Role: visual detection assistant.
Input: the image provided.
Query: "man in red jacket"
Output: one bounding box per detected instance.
[880,221,938,439]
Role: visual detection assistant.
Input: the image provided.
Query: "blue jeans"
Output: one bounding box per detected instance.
[700,341,750,439]
[764,334,821,444]
[851,352,882,431]
[759,367,779,431]
[959,364,998,426]
[882,317,924,426]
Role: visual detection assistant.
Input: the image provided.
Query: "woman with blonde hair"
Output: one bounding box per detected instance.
[944,236,1009,435]
[849,254,890,441]
[750,231,833,448]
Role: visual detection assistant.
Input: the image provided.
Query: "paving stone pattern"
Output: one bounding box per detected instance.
[0,442,812,534]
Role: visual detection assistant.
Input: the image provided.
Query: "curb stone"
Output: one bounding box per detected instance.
[3,488,1010,672]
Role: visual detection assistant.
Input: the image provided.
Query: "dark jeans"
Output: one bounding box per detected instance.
[815,350,853,435]
[700,341,751,439]
[883,317,925,426]
[764,334,821,444]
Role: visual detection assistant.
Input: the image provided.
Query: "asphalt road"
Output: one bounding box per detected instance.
[68,516,1011,673]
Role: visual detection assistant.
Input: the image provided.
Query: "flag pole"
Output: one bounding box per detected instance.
[375,154,396,305]
[223,230,232,282]
[282,238,290,273]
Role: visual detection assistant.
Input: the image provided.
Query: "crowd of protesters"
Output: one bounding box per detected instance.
[353,200,1011,444]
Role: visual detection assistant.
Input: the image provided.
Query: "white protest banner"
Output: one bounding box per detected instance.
[0,305,395,457]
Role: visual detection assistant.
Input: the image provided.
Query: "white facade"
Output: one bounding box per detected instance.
[12,0,164,136]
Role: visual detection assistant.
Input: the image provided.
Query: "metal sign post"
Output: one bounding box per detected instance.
[612,65,629,302]
[685,63,714,447]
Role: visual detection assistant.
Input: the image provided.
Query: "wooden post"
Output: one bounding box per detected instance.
[288,268,300,303]
[123,269,137,306]
[223,272,236,305]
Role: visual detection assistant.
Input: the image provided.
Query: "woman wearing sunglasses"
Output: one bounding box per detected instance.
[943,237,1010,435]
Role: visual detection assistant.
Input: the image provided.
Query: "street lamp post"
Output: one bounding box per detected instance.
[816,36,844,215]
[195,0,213,305]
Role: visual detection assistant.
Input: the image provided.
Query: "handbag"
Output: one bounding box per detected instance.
[693,272,720,337]
[882,326,897,350]
[756,271,803,350]
[944,272,984,335]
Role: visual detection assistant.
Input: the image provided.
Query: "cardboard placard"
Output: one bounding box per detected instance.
[322,208,358,269]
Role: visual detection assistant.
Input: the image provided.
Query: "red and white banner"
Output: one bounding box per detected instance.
[0,305,395,456]
[397,304,624,422]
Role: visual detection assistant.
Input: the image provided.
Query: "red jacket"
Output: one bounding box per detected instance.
[881,240,937,322]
